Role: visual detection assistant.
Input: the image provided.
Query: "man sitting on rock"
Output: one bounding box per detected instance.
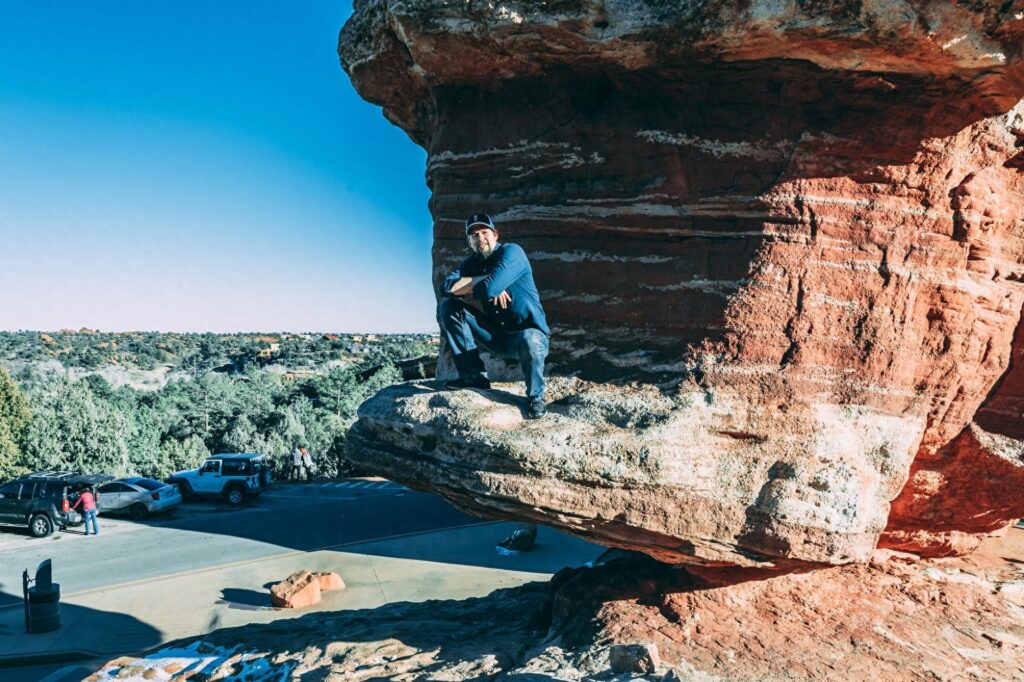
[438,213,550,419]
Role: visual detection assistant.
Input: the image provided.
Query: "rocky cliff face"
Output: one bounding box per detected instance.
[341,2,1024,563]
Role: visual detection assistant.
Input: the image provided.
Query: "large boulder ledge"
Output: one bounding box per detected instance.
[350,378,922,567]
[341,2,1024,563]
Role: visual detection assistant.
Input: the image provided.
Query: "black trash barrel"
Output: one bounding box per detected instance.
[27,582,61,633]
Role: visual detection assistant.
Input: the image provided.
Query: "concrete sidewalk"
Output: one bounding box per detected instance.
[0,521,603,671]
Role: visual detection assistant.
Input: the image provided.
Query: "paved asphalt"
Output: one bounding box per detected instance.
[0,480,479,607]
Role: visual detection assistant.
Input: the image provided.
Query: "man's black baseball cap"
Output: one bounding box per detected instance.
[465,213,497,235]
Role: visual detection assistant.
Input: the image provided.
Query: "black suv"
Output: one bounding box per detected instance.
[0,472,112,537]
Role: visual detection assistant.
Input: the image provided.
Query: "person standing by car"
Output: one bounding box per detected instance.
[260,459,273,489]
[301,448,315,481]
[71,486,99,536]
[290,447,304,481]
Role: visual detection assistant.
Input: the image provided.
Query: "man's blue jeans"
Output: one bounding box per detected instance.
[84,509,99,535]
[438,298,548,399]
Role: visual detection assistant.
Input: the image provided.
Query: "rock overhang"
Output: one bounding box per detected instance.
[350,377,926,566]
[341,1,1024,566]
[341,1,1024,144]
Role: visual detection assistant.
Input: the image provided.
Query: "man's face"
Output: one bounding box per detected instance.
[468,227,498,258]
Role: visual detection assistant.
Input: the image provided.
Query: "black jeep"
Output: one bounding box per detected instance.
[0,472,113,537]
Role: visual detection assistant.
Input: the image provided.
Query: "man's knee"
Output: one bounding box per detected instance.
[438,299,460,333]
[438,297,459,318]
[519,329,549,361]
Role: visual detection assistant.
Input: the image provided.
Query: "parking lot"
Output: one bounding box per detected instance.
[0,478,605,682]
[0,478,484,604]
[0,479,411,552]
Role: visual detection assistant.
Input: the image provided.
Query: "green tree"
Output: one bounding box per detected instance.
[222,414,263,453]
[126,406,163,477]
[0,366,32,480]
[309,364,400,476]
[23,378,131,476]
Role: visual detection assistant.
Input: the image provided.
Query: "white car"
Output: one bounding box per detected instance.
[97,477,182,519]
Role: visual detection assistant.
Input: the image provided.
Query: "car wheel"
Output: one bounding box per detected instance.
[176,482,193,501]
[30,514,54,538]
[130,503,149,520]
[224,486,245,506]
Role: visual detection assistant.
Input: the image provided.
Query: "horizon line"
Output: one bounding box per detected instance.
[0,329,439,336]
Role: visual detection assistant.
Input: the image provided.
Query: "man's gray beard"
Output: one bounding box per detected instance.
[475,245,495,259]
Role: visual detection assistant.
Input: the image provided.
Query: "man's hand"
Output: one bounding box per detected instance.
[491,290,511,309]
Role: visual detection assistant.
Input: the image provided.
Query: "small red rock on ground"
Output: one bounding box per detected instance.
[270,570,345,609]
[314,571,345,592]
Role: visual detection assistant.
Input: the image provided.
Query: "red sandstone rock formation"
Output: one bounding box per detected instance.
[341,2,1024,561]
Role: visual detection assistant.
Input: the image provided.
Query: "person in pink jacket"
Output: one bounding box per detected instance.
[72,488,99,536]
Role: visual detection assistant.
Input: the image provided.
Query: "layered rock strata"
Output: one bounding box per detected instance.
[341,2,1024,562]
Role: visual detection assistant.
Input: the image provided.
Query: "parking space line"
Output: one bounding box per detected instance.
[261,494,357,501]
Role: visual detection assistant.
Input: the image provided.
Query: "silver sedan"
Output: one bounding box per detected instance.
[97,477,182,520]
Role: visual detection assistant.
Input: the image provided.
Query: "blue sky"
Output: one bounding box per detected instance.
[0,1,435,333]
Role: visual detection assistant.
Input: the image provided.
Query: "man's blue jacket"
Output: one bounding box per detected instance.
[441,242,550,336]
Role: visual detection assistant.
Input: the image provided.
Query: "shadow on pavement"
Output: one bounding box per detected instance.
[119,485,514,570]
[348,522,601,576]
[218,588,273,609]
[0,583,22,609]
[0,590,162,681]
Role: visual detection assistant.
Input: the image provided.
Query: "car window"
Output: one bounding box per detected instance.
[201,460,220,473]
[134,479,165,491]
[102,482,135,493]
[41,482,66,499]
[0,481,22,499]
[222,460,247,476]
[19,482,39,499]
[99,483,119,493]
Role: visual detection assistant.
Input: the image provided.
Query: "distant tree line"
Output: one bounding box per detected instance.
[0,331,435,482]
[0,330,435,373]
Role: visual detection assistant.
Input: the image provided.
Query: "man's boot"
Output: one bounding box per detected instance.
[526,396,547,419]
